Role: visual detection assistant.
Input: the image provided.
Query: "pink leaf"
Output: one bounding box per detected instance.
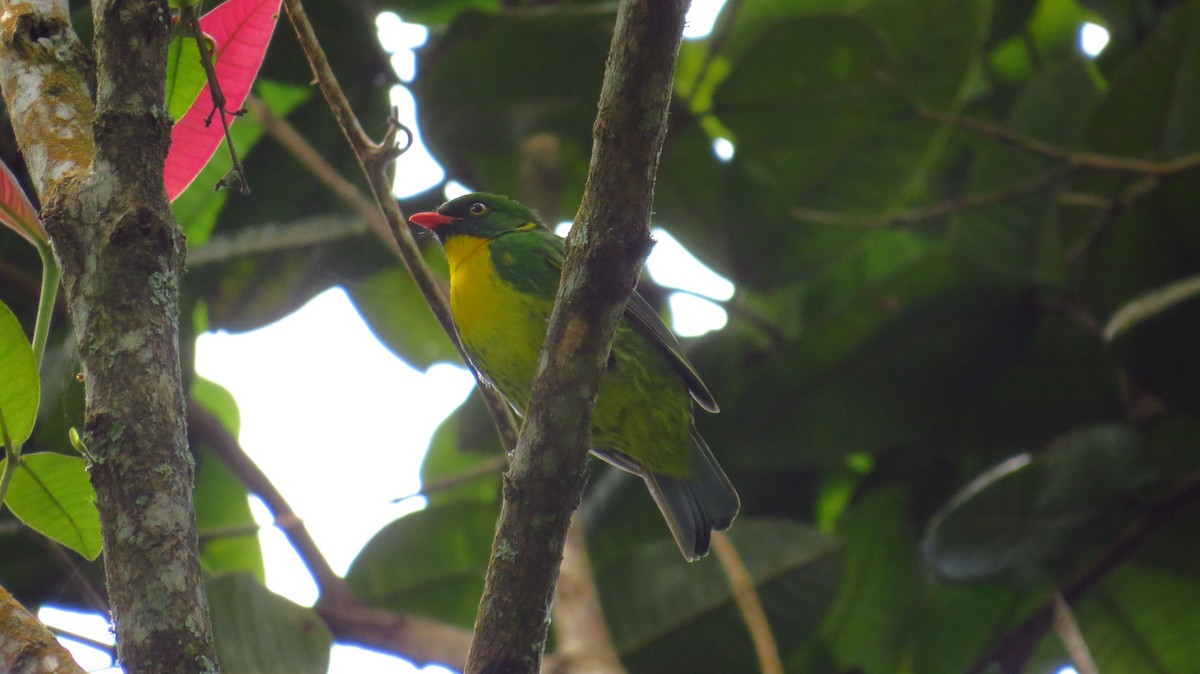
[164,0,283,202]
[0,159,45,246]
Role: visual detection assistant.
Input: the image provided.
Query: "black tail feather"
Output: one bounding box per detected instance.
[643,428,739,561]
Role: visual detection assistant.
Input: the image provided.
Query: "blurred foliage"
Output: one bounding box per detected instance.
[2,0,1200,672]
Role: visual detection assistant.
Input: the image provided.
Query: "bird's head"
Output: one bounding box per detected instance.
[409,192,545,243]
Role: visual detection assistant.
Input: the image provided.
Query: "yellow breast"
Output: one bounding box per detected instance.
[443,235,546,407]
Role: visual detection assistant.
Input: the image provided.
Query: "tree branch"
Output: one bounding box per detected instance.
[790,166,1075,228]
[463,1,686,671]
[0,585,86,674]
[0,0,218,672]
[918,106,1200,176]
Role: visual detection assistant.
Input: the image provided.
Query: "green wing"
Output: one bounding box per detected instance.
[623,290,719,413]
[519,228,719,413]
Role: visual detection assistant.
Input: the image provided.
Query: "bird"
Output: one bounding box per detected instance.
[409,192,739,561]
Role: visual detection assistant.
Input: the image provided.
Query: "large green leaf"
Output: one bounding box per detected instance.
[191,377,264,579]
[415,7,611,203]
[208,573,332,674]
[822,488,922,674]
[0,299,39,446]
[597,518,842,673]
[951,58,1103,280]
[702,5,984,290]
[1076,2,1200,315]
[922,424,1147,581]
[911,582,1047,674]
[1027,565,1200,673]
[348,265,458,371]
[345,502,497,629]
[694,258,1037,469]
[2,452,101,560]
[418,388,503,507]
[857,0,990,108]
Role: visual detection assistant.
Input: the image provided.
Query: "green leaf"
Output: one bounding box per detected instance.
[345,502,498,629]
[695,259,1037,469]
[2,452,101,560]
[348,265,458,371]
[166,33,207,122]
[1076,2,1200,315]
[922,424,1148,581]
[951,58,1103,281]
[207,573,332,674]
[192,376,264,579]
[416,7,611,203]
[598,518,842,673]
[419,389,503,507]
[822,488,922,674]
[0,299,39,446]
[912,582,1045,674]
[857,0,990,108]
[1028,565,1200,673]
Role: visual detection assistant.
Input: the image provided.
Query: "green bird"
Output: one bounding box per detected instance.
[410,193,739,561]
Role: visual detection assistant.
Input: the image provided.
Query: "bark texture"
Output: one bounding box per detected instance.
[463,1,687,672]
[0,0,217,672]
[0,586,87,674]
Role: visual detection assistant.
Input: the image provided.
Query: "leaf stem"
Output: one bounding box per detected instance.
[31,242,58,369]
[0,407,18,512]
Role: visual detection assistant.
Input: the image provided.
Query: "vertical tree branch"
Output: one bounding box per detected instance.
[464,1,687,672]
[0,0,218,672]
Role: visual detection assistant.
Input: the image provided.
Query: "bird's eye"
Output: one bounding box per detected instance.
[468,202,488,216]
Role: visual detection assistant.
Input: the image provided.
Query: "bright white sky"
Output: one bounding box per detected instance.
[44,2,1107,671]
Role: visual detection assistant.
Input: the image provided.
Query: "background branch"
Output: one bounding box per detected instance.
[0,585,86,674]
[712,531,782,674]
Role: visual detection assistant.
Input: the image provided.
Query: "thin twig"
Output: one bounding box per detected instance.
[1065,174,1162,266]
[711,532,783,674]
[281,0,520,453]
[188,399,341,594]
[791,166,1075,228]
[918,106,1200,176]
[392,455,508,504]
[1052,592,1099,674]
[187,398,474,669]
[177,2,249,194]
